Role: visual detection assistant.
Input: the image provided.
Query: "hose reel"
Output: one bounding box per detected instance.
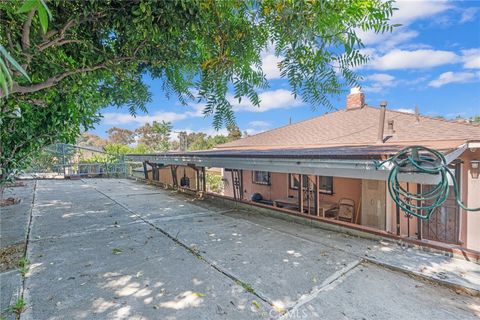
[375,146,479,220]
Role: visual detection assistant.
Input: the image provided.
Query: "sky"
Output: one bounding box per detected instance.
[92,0,480,140]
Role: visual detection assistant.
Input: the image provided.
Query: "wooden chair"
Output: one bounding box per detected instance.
[336,198,355,223]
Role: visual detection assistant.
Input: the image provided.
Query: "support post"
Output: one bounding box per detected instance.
[416,183,422,240]
[231,170,237,200]
[202,167,207,194]
[396,204,401,236]
[238,170,244,200]
[300,174,304,213]
[170,165,178,188]
[315,175,320,216]
[143,161,148,180]
[308,176,312,215]
[195,169,200,191]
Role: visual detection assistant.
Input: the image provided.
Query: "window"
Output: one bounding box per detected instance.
[289,174,309,190]
[318,176,333,194]
[252,171,270,185]
[289,174,333,194]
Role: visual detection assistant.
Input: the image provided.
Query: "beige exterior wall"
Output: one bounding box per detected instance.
[147,165,198,189]
[463,149,480,251]
[223,170,362,218]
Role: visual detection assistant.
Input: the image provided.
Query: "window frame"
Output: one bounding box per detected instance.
[252,170,271,185]
[288,174,333,195]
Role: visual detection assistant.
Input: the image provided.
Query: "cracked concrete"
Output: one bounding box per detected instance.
[2,179,479,319]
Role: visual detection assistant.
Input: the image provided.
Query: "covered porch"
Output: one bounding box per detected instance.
[125,145,476,258]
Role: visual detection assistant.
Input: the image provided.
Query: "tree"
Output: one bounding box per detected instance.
[77,132,107,148]
[136,121,172,152]
[227,124,242,140]
[172,131,234,151]
[471,115,480,124]
[107,127,135,145]
[0,0,394,180]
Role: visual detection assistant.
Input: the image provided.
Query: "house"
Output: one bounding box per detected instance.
[127,88,480,254]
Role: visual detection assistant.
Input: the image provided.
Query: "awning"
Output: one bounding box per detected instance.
[125,144,466,185]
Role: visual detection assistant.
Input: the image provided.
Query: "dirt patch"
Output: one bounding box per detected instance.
[0,243,25,272]
[0,197,21,207]
[4,181,27,188]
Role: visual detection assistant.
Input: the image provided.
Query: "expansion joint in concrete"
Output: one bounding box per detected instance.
[18,180,37,320]
[280,259,361,319]
[91,186,277,311]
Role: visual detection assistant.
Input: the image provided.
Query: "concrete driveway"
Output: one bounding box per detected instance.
[4,179,480,319]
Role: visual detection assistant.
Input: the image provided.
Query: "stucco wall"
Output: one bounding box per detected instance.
[223,170,362,217]
[148,165,198,189]
[463,149,480,251]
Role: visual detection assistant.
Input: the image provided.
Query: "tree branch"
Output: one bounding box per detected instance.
[2,57,139,98]
[22,9,36,52]
[38,39,84,51]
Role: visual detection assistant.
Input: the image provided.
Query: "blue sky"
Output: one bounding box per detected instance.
[92,0,480,139]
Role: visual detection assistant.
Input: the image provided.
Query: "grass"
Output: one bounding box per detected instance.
[112,248,123,255]
[7,298,26,317]
[235,279,255,294]
[18,257,29,277]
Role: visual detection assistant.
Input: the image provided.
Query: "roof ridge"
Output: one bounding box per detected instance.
[372,105,480,128]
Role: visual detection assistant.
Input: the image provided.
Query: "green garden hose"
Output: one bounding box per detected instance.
[375,146,480,220]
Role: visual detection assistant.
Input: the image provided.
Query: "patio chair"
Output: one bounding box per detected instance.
[336,198,355,223]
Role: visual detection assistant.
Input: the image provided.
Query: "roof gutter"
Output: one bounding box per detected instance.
[126,153,448,185]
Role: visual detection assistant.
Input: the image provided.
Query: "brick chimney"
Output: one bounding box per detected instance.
[346,87,365,110]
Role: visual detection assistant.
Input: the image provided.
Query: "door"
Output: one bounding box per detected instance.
[421,185,459,244]
[362,179,386,230]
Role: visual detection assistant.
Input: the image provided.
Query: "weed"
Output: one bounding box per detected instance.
[252,300,261,309]
[18,257,29,277]
[7,298,25,316]
[112,248,123,255]
[235,280,255,294]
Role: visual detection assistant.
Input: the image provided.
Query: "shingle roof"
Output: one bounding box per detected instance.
[217,106,480,151]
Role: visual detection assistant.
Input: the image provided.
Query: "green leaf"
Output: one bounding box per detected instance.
[0,69,8,97]
[0,58,13,90]
[37,5,48,34]
[38,0,52,19]
[16,0,38,14]
[0,45,31,82]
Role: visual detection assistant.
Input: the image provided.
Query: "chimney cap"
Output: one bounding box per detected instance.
[350,87,362,94]
[380,101,387,108]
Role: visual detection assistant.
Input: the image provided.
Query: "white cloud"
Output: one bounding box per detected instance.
[391,0,451,25]
[261,51,283,80]
[428,71,479,88]
[368,49,459,70]
[102,111,190,125]
[358,29,418,51]
[460,7,478,23]
[365,73,395,83]
[357,0,450,52]
[462,49,480,69]
[394,108,415,114]
[230,89,303,112]
[244,128,266,136]
[362,73,396,93]
[248,120,271,128]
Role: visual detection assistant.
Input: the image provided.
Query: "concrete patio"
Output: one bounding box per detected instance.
[1,179,479,319]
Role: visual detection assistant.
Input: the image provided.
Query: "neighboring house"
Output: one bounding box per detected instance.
[128,88,480,254]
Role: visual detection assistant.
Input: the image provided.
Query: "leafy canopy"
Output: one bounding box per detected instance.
[0,0,395,179]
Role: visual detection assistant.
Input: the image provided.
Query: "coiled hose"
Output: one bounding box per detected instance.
[375,146,480,220]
